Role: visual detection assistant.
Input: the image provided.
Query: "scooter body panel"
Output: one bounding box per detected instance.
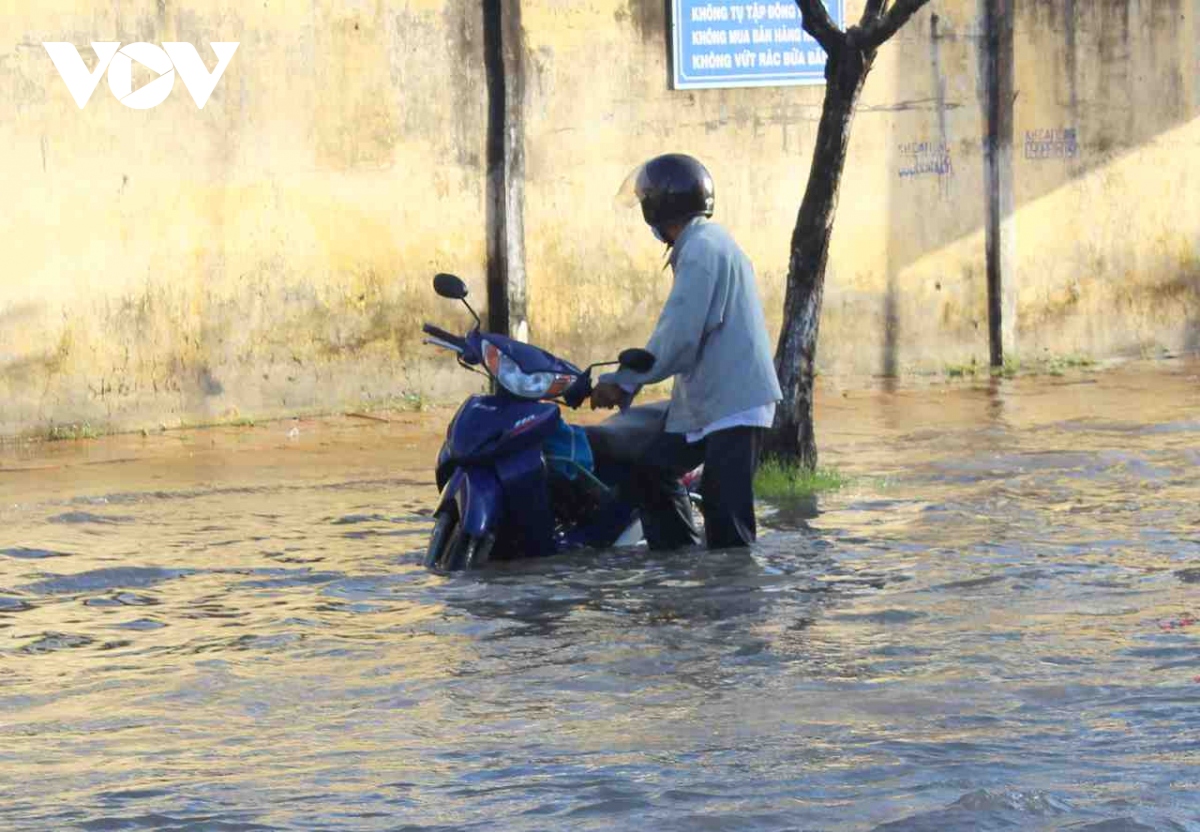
[494,445,556,559]
[434,393,563,559]
[421,318,656,568]
[437,395,560,487]
[436,466,503,538]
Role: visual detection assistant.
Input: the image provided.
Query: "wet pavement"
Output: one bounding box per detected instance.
[1,359,1198,830]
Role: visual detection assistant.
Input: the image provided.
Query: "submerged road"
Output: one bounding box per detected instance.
[1,359,1198,830]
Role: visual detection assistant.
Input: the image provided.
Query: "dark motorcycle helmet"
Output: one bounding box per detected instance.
[617,153,715,230]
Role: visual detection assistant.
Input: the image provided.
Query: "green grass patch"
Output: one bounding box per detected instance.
[990,353,1096,379]
[401,391,429,412]
[1044,353,1096,371]
[944,357,982,379]
[937,352,1097,381]
[47,422,100,441]
[992,356,1021,379]
[755,458,850,501]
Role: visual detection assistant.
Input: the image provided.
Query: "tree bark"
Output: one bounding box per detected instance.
[767,41,873,468]
[768,0,931,468]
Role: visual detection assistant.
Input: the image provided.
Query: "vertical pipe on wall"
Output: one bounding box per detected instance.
[983,0,1015,367]
[483,0,527,339]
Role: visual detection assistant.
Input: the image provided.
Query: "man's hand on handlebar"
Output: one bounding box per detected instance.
[590,382,627,410]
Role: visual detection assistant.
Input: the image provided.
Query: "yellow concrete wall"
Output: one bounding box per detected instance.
[1,0,1197,437]
[524,0,983,371]
[521,0,1199,374]
[1010,1,1200,359]
[0,0,489,436]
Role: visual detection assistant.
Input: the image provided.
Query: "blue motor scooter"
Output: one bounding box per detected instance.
[421,273,659,572]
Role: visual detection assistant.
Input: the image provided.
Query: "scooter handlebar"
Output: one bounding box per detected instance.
[561,371,593,409]
[422,323,467,351]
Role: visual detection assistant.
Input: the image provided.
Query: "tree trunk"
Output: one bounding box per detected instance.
[767,43,873,469]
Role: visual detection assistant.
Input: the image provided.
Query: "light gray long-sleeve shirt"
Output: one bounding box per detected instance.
[602,218,783,436]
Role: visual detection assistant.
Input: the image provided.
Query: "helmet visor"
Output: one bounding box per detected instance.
[615,162,649,209]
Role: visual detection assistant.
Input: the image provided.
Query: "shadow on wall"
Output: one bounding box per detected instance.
[578,0,1196,377]
[0,302,57,383]
[878,0,1198,374]
[1154,261,1200,358]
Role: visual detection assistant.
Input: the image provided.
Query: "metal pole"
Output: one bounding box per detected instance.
[483,0,527,340]
[984,0,1015,367]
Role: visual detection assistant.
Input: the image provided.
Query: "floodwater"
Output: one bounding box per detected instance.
[1,359,1198,831]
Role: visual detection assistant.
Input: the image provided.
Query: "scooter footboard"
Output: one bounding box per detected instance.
[436,466,503,536]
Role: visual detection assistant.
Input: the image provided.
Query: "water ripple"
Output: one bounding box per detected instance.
[1,364,1199,830]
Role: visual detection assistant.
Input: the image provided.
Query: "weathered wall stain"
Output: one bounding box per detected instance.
[0,0,1197,437]
[521,0,1196,377]
[624,0,668,44]
[312,4,399,170]
[0,0,488,435]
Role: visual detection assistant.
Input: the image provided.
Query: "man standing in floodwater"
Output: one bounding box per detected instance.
[590,153,782,550]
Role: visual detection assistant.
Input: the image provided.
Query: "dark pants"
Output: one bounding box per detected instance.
[598,426,763,550]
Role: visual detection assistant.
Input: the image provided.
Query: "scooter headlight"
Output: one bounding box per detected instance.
[481,340,575,399]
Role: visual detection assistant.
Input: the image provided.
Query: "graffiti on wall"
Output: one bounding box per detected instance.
[898,141,954,179]
[1024,128,1079,160]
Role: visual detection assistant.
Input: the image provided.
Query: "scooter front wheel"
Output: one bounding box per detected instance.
[424,511,457,570]
[425,511,495,572]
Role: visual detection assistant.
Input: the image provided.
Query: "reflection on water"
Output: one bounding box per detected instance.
[1,360,1198,830]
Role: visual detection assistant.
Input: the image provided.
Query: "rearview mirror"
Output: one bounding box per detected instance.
[618,348,655,374]
[433,273,468,300]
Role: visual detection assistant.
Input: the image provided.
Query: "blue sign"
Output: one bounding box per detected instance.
[672,1,845,89]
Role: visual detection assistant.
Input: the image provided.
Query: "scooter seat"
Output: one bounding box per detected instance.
[583,400,670,466]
